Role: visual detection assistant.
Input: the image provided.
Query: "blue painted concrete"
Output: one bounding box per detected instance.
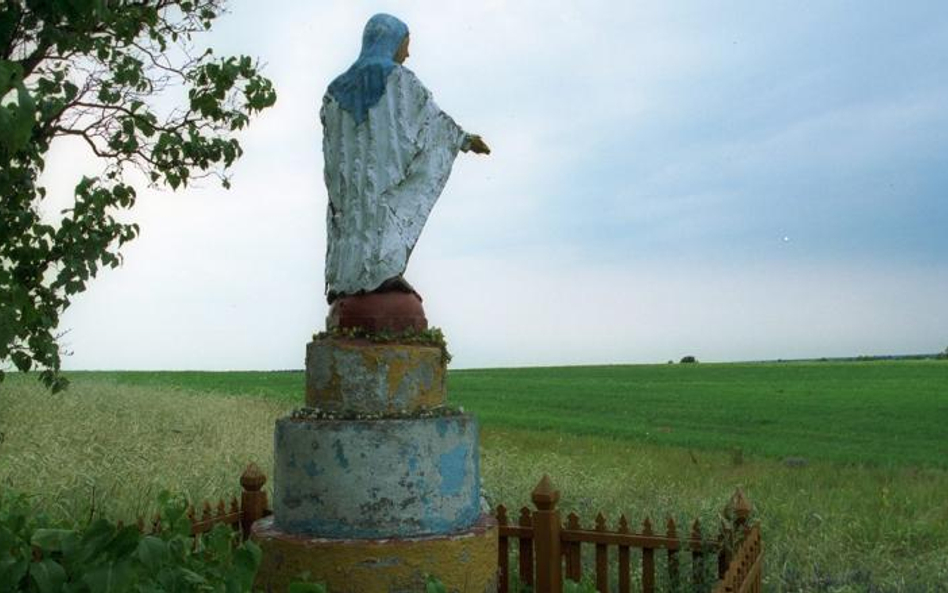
[438,444,468,496]
[273,414,481,538]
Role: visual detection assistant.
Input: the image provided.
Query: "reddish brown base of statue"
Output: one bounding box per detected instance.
[327,291,428,333]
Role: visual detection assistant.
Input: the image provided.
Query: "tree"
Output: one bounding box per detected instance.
[1,1,276,391]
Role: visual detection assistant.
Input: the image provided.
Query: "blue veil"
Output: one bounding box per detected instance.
[327,14,409,125]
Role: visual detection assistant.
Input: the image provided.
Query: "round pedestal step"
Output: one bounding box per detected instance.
[252,514,498,593]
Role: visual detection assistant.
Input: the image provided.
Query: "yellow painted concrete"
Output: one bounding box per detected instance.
[252,516,498,593]
[306,339,446,413]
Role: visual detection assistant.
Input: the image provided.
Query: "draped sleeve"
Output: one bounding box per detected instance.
[322,65,466,298]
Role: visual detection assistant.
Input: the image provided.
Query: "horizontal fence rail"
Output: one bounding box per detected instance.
[496,475,762,593]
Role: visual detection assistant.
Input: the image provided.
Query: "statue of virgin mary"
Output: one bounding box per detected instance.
[321,13,489,304]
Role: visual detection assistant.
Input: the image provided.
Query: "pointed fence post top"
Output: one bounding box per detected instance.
[531,474,560,511]
[496,504,508,525]
[728,487,753,522]
[240,463,267,492]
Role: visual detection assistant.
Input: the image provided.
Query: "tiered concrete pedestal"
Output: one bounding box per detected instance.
[253,295,497,592]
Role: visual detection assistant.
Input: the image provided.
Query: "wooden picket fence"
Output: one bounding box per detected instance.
[495,475,762,593]
[716,523,762,593]
[126,463,270,542]
[163,466,760,592]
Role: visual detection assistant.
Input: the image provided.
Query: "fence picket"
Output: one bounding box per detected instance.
[717,521,729,579]
[692,518,704,590]
[519,506,534,587]
[666,517,680,593]
[595,512,608,592]
[565,512,582,581]
[642,517,655,593]
[618,515,630,593]
[497,505,509,593]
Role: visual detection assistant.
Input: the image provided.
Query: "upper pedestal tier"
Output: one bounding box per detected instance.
[306,337,446,414]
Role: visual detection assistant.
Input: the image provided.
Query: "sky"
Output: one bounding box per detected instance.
[47,0,948,370]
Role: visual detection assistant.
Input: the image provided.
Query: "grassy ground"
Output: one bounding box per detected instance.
[88,360,948,467]
[2,364,948,591]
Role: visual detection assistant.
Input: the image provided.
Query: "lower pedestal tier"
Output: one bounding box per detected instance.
[252,514,498,593]
[274,414,481,538]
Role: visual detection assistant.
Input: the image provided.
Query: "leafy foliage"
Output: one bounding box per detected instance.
[0,489,262,592]
[0,0,276,391]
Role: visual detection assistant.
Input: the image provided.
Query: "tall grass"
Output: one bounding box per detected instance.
[0,376,285,524]
[481,430,948,591]
[2,374,947,590]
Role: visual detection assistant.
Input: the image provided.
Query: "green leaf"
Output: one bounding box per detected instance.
[0,76,36,154]
[77,519,114,561]
[0,556,30,591]
[178,567,207,585]
[63,81,79,100]
[81,559,136,592]
[30,559,66,593]
[104,525,141,559]
[10,351,32,372]
[231,541,262,585]
[136,536,168,570]
[0,60,24,96]
[425,574,448,593]
[31,529,76,552]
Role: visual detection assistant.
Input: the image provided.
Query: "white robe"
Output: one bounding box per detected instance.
[321,66,466,297]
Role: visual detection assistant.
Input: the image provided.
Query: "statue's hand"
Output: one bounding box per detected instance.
[466,134,491,155]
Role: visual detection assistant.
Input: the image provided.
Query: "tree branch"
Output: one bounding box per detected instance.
[18,38,51,79]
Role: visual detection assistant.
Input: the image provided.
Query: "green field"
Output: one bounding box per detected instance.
[87,359,948,467]
[3,361,948,591]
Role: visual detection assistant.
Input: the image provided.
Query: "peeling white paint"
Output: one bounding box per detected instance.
[322,66,466,298]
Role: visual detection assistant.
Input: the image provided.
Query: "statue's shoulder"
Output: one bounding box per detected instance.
[390,65,430,99]
[390,64,416,82]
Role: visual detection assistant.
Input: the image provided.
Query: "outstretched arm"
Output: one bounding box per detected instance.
[462,133,491,155]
